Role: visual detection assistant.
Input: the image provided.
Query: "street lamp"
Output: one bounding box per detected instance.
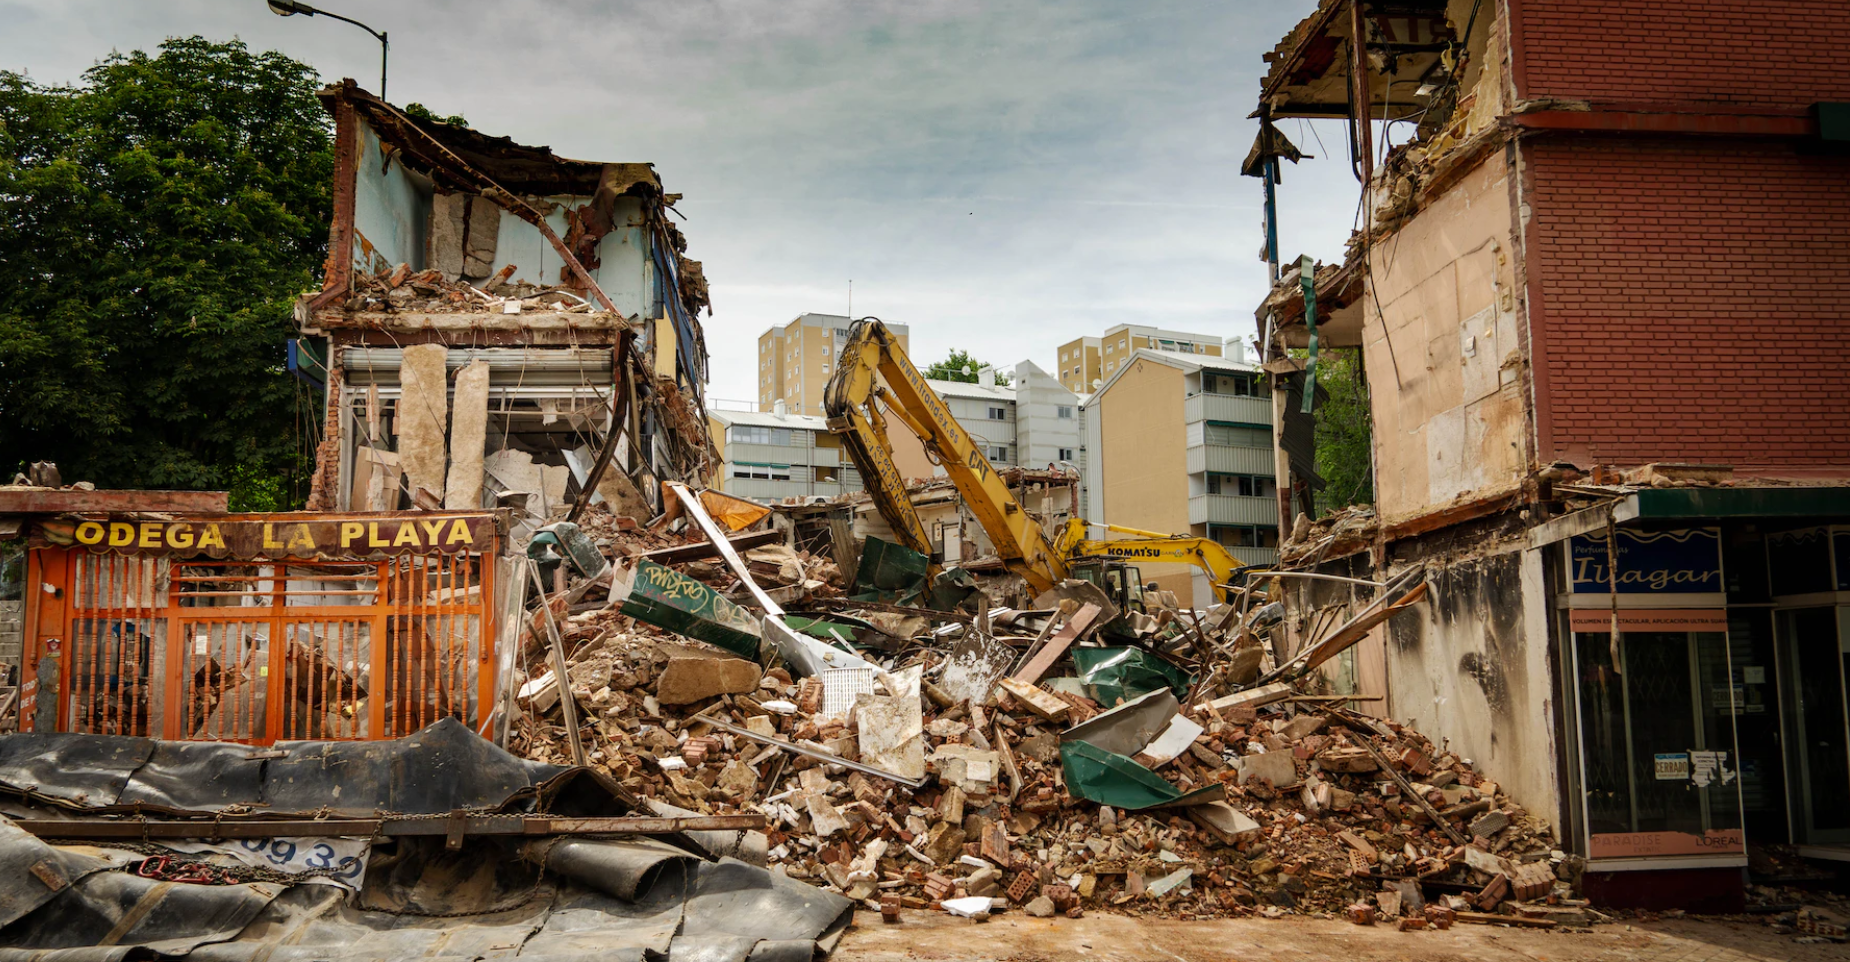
[267,0,389,101]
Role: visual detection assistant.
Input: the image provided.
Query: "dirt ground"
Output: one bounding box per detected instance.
[832,911,1850,962]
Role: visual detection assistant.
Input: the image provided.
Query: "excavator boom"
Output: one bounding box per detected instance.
[823,318,1067,595]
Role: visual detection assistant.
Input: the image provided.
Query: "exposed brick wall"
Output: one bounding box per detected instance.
[1512,0,1850,111]
[1524,137,1850,473]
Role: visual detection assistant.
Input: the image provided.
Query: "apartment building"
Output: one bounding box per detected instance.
[1080,349,1277,604]
[709,404,862,502]
[1054,323,1226,394]
[756,313,910,415]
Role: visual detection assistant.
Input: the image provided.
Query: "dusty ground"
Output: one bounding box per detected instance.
[832,911,1850,962]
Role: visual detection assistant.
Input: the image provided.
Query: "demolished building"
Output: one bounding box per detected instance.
[294,81,715,529]
[1250,0,1850,910]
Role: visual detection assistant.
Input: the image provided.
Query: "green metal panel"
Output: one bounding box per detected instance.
[1817,102,1850,142]
[1632,486,1850,520]
[1059,740,1225,811]
[620,559,761,659]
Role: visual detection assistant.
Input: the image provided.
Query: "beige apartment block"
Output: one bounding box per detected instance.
[757,313,910,417]
[1055,324,1225,394]
[1080,348,1276,605]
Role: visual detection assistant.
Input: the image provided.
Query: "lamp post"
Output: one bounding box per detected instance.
[267,0,388,100]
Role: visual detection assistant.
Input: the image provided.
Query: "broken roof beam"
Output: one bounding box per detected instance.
[1259,256,1367,350]
[0,488,229,514]
[1258,0,1456,121]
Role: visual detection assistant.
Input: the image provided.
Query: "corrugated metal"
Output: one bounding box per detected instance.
[342,347,613,386]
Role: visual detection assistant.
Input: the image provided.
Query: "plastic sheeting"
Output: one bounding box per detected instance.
[0,720,852,961]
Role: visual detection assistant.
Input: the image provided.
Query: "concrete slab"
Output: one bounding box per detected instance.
[396,343,449,504]
[444,359,490,509]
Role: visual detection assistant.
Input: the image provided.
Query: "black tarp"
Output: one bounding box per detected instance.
[0,720,852,961]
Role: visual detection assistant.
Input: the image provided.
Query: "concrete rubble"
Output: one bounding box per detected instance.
[502,491,1586,928]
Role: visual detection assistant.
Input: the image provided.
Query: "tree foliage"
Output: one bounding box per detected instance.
[0,37,332,508]
[922,349,1011,385]
[1313,348,1374,511]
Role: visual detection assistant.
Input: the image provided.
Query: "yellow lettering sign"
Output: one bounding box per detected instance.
[367,522,389,547]
[445,519,474,545]
[108,522,134,547]
[284,524,316,552]
[392,522,419,547]
[196,524,224,549]
[75,522,104,545]
[262,523,284,549]
[420,519,447,544]
[138,523,162,548]
[341,521,364,547]
[167,525,194,549]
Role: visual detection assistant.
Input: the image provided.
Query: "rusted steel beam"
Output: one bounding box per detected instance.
[12,813,764,839]
[0,490,229,514]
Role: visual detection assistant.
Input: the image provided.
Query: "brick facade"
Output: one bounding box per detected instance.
[1524,136,1850,472]
[1512,0,1850,111]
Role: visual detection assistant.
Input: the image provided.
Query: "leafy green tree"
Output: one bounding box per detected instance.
[922,349,1011,385]
[1313,348,1373,511]
[0,37,332,508]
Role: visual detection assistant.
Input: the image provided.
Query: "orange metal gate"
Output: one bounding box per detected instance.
[22,513,503,744]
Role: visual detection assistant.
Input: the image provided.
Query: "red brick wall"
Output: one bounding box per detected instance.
[1512,0,1850,111]
[1524,137,1850,473]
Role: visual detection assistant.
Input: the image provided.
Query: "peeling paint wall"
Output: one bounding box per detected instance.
[1383,548,1560,826]
[351,122,431,274]
[1362,150,1526,527]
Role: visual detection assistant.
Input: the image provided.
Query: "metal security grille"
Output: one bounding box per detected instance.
[58,550,494,744]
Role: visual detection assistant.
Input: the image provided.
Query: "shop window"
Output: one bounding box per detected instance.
[1572,629,1743,857]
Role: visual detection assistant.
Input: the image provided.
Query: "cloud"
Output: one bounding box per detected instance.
[0,0,1362,402]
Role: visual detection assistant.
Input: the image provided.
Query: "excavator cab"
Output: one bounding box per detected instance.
[1067,558,1146,616]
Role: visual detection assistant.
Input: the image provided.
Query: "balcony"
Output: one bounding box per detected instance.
[1186,444,1275,476]
[1184,393,1270,425]
[724,442,837,466]
[1188,493,1276,526]
[1226,545,1278,566]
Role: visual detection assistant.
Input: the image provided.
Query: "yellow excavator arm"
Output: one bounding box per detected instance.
[1055,518,1262,604]
[823,318,1068,595]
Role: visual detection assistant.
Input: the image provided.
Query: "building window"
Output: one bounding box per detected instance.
[1206,473,1275,497]
[1105,345,1114,355]
[729,426,793,445]
[815,465,840,483]
[1057,447,1074,461]
[987,406,1007,420]
[990,445,1009,462]
[1204,372,1263,397]
[1208,524,1279,547]
[1056,405,1073,419]
[1106,361,1115,373]
[731,462,792,481]
[1203,423,1269,447]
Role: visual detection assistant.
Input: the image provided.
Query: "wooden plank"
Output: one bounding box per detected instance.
[1452,911,1557,929]
[1009,603,1101,686]
[634,529,782,566]
[0,489,229,514]
[996,678,1069,722]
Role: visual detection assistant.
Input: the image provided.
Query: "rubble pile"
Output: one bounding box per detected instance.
[344,261,604,314]
[503,495,1583,928]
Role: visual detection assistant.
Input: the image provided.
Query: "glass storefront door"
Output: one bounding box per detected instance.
[1574,630,1745,859]
[1777,607,1850,844]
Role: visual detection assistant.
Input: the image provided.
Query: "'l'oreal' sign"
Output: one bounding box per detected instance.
[1568,528,1722,594]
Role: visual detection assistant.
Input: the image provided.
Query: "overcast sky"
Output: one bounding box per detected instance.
[2,0,1362,405]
